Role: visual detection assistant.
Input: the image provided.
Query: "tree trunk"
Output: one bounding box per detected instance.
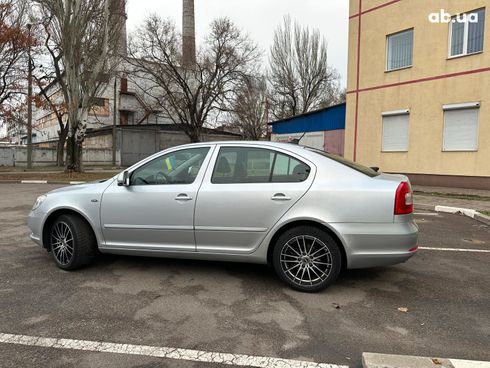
[65,133,83,173]
[56,125,69,167]
[188,127,201,143]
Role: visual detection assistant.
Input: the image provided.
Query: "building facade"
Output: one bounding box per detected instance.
[33,60,172,145]
[270,103,346,156]
[346,0,489,188]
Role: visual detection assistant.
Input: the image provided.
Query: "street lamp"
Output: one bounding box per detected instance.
[26,23,33,169]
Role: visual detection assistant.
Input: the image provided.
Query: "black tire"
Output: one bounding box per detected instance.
[272,226,342,292]
[49,214,98,270]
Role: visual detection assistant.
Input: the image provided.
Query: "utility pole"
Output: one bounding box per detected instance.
[112,77,117,166]
[26,23,33,169]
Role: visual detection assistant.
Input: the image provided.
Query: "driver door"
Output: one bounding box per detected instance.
[100,146,213,251]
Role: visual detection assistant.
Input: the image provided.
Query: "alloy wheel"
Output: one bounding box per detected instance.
[280,235,332,286]
[51,222,74,266]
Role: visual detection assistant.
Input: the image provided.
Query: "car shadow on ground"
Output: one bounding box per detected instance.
[91,253,392,292]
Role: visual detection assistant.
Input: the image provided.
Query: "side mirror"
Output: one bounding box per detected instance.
[117,171,130,186]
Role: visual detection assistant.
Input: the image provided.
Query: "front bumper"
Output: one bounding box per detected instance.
[27,210,45,247]
[331,220,419,269]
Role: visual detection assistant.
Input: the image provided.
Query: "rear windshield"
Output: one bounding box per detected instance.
[306,148,380,177]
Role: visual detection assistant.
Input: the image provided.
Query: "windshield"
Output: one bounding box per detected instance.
[306,148,380,177]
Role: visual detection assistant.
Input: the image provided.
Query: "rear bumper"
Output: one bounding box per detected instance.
[329,220,419,269]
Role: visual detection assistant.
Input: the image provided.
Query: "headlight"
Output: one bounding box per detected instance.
[32,195,47,211]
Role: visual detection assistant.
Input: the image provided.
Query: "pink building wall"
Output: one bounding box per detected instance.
[324,129,345,156]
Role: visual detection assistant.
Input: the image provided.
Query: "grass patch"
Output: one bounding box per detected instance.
[0,171,118,183]
[479,210,490,217]
[0,165,118,172]
[414,191,490,202]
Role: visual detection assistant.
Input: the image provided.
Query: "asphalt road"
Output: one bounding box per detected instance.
[0,184,489,368]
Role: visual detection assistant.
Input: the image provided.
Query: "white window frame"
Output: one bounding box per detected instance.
[448,8,486,58]
[442,102,480,152]
[381,109,410,152]
[386,29,414,72]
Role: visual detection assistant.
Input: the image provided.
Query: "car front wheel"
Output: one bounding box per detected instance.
[49,214,97,270]
[272,226,342,292]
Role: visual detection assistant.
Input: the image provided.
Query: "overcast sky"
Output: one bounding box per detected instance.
[126,0,349,86]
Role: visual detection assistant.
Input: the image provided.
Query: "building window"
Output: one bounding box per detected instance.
[382,110,410,152]
[443,103,479,151]
[449,8,485,57]
[386,29,414,71]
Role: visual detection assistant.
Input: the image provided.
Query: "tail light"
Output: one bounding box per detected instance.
[394,182,413,215]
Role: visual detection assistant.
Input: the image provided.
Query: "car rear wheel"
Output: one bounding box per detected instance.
[49,214,97,270]
[272,226,341,292]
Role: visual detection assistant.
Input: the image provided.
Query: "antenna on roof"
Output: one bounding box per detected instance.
[289,132,306,145]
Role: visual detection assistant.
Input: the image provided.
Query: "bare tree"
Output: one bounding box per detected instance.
[128,16,260,142]
[229,76,268,140]
[268,16,342,120]
[1,96,27,142]
[33,70,68,166]
[34,0,125,172]
[0,0,30,109]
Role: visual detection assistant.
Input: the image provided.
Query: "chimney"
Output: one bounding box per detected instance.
[182,0,196,68]
[110,0,128,57]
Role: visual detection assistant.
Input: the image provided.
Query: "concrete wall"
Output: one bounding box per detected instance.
[118,128,239,166]
[0,146,116,167]
[271,132,325,151]
[271,130,345,156]
[346,0,490,178]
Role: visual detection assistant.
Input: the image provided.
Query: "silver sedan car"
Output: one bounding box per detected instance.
[28,141,418,292]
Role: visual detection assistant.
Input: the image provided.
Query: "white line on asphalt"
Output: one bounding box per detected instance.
[414,212,439,216]
[450,358,490,368]
[419,247,490,253]
[0,333,346,368]
[20,180,48,184]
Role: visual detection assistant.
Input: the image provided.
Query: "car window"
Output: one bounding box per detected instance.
[212,147,310,184]
[131,147,210,185]
[272,153,310,183]
[306,147,380,177]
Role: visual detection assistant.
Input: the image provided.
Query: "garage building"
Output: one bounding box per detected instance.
[269,103,346,156]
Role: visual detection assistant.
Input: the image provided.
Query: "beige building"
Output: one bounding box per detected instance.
[346,0,489,189]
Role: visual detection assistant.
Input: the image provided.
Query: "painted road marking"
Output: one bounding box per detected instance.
[414,213,439,216]
[20,180,48,184]
[419,247,490,253]
[0,333,346,368]
[450,359,490,368]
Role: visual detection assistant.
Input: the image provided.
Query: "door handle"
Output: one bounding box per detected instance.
[175,194,193,201]
[271,193,291,201]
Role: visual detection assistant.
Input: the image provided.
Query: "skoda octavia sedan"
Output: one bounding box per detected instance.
[28,141,418,292]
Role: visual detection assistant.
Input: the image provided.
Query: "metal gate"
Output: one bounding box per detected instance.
[120,130,157,167]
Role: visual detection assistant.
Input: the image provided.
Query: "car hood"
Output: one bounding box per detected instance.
[48,178,115,195]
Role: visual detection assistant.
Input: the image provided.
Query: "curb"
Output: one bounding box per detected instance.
[362,352,490,368]
[415,204,490,226]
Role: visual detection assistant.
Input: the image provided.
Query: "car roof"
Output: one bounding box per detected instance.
[176,140,310,154]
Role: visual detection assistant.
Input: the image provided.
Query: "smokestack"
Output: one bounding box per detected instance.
[182,0,196,68]
[110,0,128,57]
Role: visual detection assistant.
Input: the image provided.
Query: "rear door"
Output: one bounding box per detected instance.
[194,144,315,253]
